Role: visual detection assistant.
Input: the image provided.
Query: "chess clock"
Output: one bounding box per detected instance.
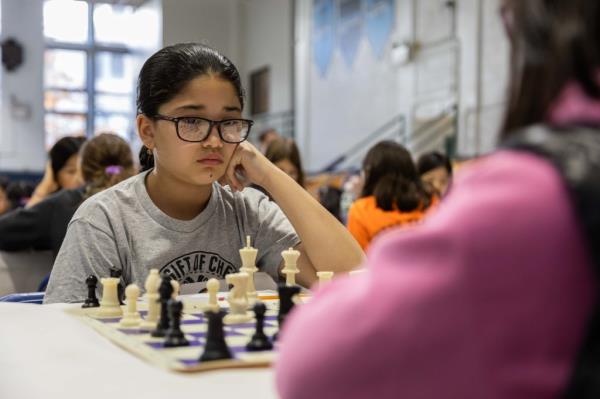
[1,38,24,72]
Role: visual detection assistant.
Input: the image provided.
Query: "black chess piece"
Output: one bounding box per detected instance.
[199,310,232,362]
[81,275,100,308]
[109,267,125,305]
[151,277,174,338]
[246,301,273,351]
[164,299,189,347]
[273,283,301,341]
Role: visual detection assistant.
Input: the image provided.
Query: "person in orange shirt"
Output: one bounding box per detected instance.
[347,141,436,250]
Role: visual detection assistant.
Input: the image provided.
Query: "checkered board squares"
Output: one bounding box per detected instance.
[66,299,280,372]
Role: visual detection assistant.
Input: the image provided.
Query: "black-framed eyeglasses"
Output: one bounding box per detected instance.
[153,114,254,144]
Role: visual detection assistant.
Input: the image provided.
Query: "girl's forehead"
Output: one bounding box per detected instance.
[162,75,241,113]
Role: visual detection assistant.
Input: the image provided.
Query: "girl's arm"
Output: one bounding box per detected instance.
[226,142,365,286]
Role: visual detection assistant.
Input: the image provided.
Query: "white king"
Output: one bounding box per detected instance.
[281,247,300,286]
[239,235,259,304]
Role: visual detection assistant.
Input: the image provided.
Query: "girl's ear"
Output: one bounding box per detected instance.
[137,114,156,150]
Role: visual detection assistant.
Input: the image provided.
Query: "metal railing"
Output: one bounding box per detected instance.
[316,114,407,173]
[409,105,458,157]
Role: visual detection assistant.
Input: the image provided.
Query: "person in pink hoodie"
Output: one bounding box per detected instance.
[275,1,600,398]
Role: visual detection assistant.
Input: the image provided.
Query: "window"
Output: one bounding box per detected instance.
[43,0,160,148]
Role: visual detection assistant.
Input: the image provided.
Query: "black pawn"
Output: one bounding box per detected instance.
[151,277,174,338]
[164,299,189,347]
[199,310,232,362]
[109,268,125,305]
[273,283,301,341]
[246,301,273,351]
[82,275,100,308]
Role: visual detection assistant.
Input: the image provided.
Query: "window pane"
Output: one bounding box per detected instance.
[95,52,136,94]
[43,0,88,44]
[45,113,86,149]
[96,93,133,114]
[94,3,161,50]
[95,114,132,140]
[45,90,87,113]
[45,49,86,89]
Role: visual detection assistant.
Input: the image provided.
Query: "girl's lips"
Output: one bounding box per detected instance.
[197,159,223,166]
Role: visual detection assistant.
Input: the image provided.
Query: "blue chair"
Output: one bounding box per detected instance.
[0,292,45,304]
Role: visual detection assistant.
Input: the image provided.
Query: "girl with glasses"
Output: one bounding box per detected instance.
[276,0,600,398]
[44,43,364,303]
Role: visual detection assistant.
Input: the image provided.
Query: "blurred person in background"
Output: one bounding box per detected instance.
[347,141,436,250]
[27,136,86,208]
[258,127,280,154]
[0,133,134,258]
[417,151,453,197]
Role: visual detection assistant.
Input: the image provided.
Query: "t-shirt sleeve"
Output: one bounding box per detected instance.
[251,194,300,281]
[44,218,122,304]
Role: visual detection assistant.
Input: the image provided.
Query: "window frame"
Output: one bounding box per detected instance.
[44,0,146,142]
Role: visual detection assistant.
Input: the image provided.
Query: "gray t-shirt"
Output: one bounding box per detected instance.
[44,171,299,304]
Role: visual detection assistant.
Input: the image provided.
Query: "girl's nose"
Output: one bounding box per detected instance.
[202,125,223,147]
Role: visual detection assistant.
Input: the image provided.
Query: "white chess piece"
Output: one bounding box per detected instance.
[317,271,334,285]
[239,235,258,305]
[281,247,300,286]
[97,277,123,318]
[120,284,142,327]
[204,278,220,313]
[224,272,252,324]
[141,269,161,331]
[170,279,180,299]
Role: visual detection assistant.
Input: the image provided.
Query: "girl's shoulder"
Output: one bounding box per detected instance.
[71,173,143,222]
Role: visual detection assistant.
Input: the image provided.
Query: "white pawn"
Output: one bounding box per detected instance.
[141,269,161,331]
[203,278,220,313]
[281,247,300,286]
[97,277,123,318]
[170,279,180,299]
[119,284,142,327]
[224,272,252,324]
[317,271,334,285]
[239,235,258,305]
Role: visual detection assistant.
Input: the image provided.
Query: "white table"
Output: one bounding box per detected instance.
[0,302,278,399]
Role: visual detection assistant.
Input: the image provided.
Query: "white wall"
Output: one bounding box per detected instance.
[295,0,511,170]
[238,0,293,114]
[0,0,45,172]
[162,0,241,65]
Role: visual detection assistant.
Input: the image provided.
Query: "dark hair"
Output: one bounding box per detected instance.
[361,141,430,212]
[501,0,600,137]
[6,181,34,209]
[136,43,245,171]
[0,176,8,192]
[259,128,279,143]
[416,151,452,176]
[49,136,86,186]
[265,138,305,187]
[80,133,135,199]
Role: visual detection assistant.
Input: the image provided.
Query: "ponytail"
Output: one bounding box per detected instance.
[139,146,155,172]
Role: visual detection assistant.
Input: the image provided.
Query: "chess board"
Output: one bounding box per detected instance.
[65,295,281,373]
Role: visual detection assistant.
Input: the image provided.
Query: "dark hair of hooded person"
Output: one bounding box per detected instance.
[49,136,86,187]
[136,43,245,172]
[360,141,431,212]
[416,151,452,176]
[500,0,600,138]
[80,133,136,199]
[498,1,600,397]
